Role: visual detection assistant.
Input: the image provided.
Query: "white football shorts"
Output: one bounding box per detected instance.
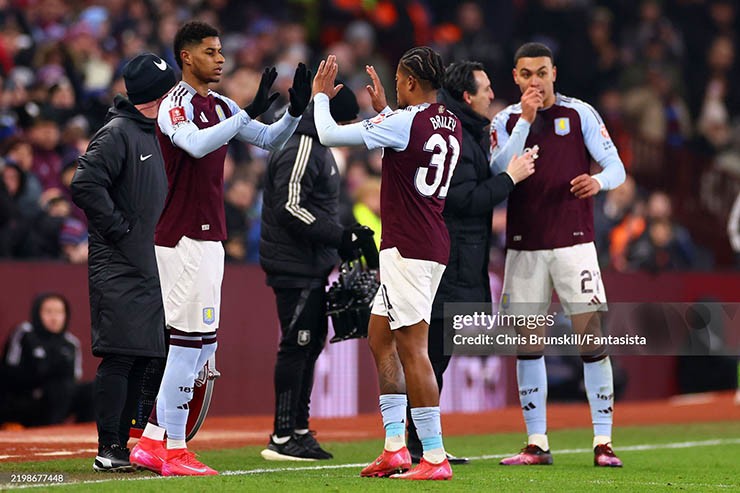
[371,247,446,330]
[500,242,607,316]
[155,237,224,333]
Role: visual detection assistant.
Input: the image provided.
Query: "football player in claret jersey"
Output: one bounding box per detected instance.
[312,48,469,481]
[128,21,311,476]
[490,42,626,467]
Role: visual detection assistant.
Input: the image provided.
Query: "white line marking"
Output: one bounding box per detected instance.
[3,438,740,489]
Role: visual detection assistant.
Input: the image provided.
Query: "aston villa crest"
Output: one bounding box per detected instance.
[554,117,570,136]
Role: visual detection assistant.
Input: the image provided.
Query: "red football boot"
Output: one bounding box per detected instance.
[130,437,166,474]
[161,448,218,476]
[594,443,623,467]
[360,447,412,478]
[390,457,452,480]
[499,444,553,465]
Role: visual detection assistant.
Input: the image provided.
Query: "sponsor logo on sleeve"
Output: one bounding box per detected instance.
[490,128,498,150]
[362,112,387,131]
[600,124,611,140]
[169,106,187,127]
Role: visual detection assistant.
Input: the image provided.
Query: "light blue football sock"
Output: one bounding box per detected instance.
[584,357,614,440]
[379,394,406,451]
[410,406,446,464]
[517,357,548,438]
[161,344,200,442]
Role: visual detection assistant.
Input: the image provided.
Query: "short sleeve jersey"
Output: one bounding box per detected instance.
[491,93,620,250]
[155,81,242,247]
[359,103,462,265]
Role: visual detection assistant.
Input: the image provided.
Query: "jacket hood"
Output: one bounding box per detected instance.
[294,102,319,139]
[438,88,490,141]
[105,94,157,131]
[30,292,70,335]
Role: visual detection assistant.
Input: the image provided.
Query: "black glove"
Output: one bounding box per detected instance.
[339,225,375,262]
[288,62,312,117]
[244,67,280,119]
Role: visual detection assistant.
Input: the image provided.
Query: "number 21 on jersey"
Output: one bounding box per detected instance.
[415,133,460,199]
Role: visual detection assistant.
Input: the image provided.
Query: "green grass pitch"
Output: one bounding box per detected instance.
[2,422,739,491]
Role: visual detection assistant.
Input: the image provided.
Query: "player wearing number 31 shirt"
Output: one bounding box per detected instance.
[312,48,461,480]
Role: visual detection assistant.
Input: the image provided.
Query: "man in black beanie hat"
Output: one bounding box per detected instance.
[71,52,176,472]
[259,84,371,461]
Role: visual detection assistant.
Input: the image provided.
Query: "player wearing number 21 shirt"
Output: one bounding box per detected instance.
[490,42,626,468]
[312,48,461,480]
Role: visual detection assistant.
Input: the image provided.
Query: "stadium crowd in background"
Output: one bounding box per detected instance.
[0,0,738,271]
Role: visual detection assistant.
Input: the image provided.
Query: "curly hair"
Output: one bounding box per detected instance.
[174,21,219,69]
[398,46,445,90]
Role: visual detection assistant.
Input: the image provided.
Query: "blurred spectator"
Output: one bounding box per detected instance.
[622,0,684,67]
[224,177,257,263]
[627,218,689,271]
[28,116,63,191]
[2,161,40,220]
[2,136,42,216]
[0,292,94,427]
[594,174,639,268]
[625,191,697,271]
[446,2,508,102]
[59,216,88,264]
[579,8,622,103]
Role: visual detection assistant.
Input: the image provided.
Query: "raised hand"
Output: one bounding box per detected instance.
[312,55,344,99]
[288,62,312,117]
[365,65,387,113]
[506,145,538,184]
[520,86,544,123]
[570,173,601,198]
[244,66,280,119]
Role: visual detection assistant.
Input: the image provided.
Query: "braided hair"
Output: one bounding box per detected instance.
[398,46,445,90]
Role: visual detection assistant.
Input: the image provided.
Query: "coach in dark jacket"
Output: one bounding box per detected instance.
[71,53,175,470]
[406,61,535,463]
[259,88,369,460]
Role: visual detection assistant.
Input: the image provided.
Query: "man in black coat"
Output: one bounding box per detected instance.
[406,61,535,463]
[259,87,373,461]
[71,53,176,472]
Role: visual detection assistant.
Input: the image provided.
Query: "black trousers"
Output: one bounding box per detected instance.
[272,286,328,437]
[94,354,152,448]
[407,317,451,453]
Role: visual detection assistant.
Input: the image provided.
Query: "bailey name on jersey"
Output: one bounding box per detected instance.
[429,114,456,132]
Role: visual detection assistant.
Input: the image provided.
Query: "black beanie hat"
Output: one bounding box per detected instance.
[123,53,177,104]
[330,82,359,123]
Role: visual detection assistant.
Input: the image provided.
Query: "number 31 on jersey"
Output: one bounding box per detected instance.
[416,133,460,199]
